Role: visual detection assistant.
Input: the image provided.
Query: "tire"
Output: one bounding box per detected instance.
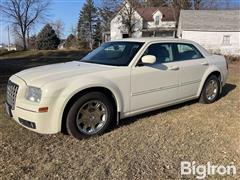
[66,92,115,139]
[199,75,220,104]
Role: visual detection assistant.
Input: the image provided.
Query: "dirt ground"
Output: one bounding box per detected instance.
[0,54,239,179]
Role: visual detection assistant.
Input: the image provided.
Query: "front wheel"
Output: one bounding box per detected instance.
[66,92,115,139]
[199,75,220,104]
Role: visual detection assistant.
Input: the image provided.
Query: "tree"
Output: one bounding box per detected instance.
[144,0,167,7]
[77,0,97,50]
[36,24,60,50]
[192,0,227,10]
[94,19,102,46]
[65,34,77,49]
[193,0,201,10]
[0,0,50,50]
[98,0,120,31]
[51,19,64,39]
[170,0,192,21]
[171,0,192,10]
[118,0,142,38]
[28,35,37,49]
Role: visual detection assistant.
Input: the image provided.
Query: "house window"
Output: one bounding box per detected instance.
[122,34,129,38]
[223,35,231,45]
[155,15,160,25]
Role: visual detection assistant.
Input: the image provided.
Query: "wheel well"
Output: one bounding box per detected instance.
[207,71,221,81]
[61,87,117,134]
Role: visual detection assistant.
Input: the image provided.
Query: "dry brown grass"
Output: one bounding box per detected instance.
[0,61,239,179]
[225,55,240,63]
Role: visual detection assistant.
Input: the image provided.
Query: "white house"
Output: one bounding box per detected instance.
[0,43,17,51]
[177,10,240,55]
[110,1,177,40]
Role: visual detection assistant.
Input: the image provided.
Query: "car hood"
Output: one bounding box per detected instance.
[15,61,116,87]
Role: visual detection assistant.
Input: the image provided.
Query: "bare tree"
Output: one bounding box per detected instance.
[118,0,141,37]
[51,19,64,39]
[192,0,227,10]
[98,0,120,31]
[0,0,50,50]
[70,25,77,37]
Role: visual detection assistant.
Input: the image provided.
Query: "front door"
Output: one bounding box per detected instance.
[130,43,179,112]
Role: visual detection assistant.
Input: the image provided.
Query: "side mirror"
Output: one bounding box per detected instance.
[141,55,156,64]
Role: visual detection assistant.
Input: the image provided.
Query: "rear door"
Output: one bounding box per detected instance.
[172,43,208,99]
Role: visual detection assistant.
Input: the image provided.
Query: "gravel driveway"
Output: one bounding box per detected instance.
[0,58,239,179]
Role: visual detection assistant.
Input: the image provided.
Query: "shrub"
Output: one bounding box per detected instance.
[224,55,240,63]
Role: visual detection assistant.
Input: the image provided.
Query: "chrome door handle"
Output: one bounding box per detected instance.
[168,66,179,70]
[201,61,209,66]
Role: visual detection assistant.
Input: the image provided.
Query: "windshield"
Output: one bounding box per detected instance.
[81,41,144,66]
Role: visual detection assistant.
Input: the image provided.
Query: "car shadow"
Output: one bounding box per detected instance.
[221,83,236,97]
[118,83,237,127]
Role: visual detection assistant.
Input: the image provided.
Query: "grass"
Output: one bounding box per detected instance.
[0,49,89,59]
[0,49,89,85]
[0,54,239,179]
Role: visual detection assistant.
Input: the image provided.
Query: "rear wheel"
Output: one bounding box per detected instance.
[199,75,220,104]
[66,92,115,139]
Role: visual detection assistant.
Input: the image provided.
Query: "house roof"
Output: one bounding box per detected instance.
[136,7,176,21]
[179,10,240,31]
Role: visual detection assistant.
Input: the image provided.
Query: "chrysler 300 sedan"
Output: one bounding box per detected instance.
[5,38,228,139]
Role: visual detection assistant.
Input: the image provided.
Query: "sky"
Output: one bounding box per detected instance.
[0,0,240,44]
[0,0,102,44]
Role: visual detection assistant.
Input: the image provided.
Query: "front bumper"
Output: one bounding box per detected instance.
[6,75,61,134]
[10,105,59,134]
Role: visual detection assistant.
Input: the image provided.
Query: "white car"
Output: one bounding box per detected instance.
[5,38,228,139]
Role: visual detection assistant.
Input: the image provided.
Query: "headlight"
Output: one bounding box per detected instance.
[26,86,42,103]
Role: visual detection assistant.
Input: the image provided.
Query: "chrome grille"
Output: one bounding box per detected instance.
[6,81,19,110]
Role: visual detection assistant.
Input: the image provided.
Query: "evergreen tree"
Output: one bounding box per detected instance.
[94,19,102,46]
[77,0,97,49]
[36,24,60,50]
[65,34,77,49]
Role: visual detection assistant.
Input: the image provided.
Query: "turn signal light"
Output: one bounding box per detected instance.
[38,107,48,113]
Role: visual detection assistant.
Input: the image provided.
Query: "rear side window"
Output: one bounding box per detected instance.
[175,43,204,61]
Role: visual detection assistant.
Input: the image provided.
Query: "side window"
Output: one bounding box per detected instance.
[176,43,203,61]
[223,35,231,45]
[143,43,173,64]
[155,15,160,25]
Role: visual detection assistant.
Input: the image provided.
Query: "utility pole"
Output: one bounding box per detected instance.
[7,25,11,51]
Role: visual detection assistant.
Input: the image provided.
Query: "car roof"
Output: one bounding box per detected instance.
[111,37,196,44]
[110,37,211,57]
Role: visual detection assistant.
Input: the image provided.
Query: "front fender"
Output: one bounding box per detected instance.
[49,76,125,131]
[61,76,124,112]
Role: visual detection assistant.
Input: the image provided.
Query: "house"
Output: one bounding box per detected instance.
[110,1,177,40]
[58,39,66,49]
[0,43,17,51]
[177,10,240,55]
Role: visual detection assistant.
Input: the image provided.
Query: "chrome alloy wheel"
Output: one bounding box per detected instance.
[205,80,218,101]
[76,100,108,135]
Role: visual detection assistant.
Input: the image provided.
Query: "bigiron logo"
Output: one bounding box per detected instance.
[181,161,237,179]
